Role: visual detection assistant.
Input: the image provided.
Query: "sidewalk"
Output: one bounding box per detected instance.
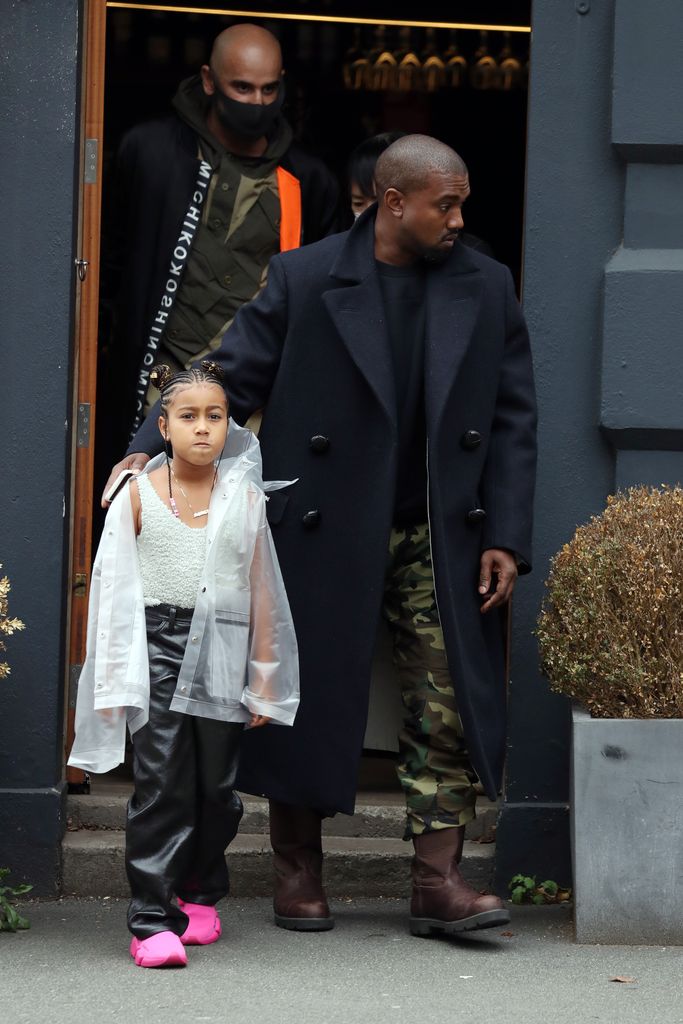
[4,898,682,1024]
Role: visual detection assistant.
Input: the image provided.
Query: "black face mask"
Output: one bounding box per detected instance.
[212,81,285,140]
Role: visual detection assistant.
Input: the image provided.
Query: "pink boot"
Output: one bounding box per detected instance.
[178,899,222,946]
[129,931,187,968]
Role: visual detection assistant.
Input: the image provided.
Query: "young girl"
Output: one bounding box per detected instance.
[69,362,299,968]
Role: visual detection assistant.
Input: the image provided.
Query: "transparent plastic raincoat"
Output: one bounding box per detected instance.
[68,421,299,774]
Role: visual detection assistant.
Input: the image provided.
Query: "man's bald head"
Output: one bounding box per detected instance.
[373,135,470,266]
[375,135,467,199]
[201,22,284,148]
[210,24,283,77]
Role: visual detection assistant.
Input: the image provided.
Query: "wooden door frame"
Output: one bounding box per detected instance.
[64,1,527,779]
[65,0,107,785]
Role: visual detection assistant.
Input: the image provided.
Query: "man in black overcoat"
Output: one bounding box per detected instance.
[107,135,537,939]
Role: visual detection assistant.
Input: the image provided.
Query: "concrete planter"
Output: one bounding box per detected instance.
[571,705,683,944]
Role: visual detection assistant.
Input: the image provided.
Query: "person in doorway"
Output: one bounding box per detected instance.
[70,362,299,967]
[348,131,494,257]
[99,22,339,448]
[349,131,406,219]
[105,134,537,939]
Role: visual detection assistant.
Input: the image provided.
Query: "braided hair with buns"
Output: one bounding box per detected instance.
[149,360,226,414]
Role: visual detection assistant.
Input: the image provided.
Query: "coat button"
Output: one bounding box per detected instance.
[466,508,487,524]
[461,430,482,450]
[302,510,321,529]
[309,434,330,453]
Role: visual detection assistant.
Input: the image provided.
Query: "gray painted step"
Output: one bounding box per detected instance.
[61,832,495,899]
[67,791,498,841]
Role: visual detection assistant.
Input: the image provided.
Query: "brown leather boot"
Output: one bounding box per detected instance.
[409,827,510,936]
[269,800,334,931]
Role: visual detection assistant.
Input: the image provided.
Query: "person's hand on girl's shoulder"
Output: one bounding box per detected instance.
[247,714,271,729]
[102,454,150,508]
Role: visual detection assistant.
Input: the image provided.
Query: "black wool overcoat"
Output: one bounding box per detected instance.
[134,208,538,815]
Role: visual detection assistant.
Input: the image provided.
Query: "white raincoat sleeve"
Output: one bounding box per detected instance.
[68,485,149,773]
[241,493,300,726]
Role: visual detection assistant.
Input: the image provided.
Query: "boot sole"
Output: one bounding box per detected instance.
[274,913,335,932]
[409,907,510,937]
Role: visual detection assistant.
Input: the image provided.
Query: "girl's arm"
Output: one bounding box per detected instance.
[129,479,142,536]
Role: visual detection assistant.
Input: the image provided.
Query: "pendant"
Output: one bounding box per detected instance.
[193,509,210,518]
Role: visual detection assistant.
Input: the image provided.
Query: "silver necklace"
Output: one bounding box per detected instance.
[170,466,216,519]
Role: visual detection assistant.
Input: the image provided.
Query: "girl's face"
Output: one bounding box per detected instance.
[159,382,228,467]
[350,180,374,219]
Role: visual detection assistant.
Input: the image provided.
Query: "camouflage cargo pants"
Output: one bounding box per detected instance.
[383,522,478,839]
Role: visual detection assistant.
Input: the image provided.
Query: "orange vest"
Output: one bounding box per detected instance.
[276,166,303,252]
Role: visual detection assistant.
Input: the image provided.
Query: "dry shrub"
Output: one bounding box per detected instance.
[537,486,683,718]
[0,564,24,680]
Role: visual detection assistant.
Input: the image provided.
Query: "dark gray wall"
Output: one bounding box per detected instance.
[603,0,683,475]
[0,1,80,894]
[496,0,683,891]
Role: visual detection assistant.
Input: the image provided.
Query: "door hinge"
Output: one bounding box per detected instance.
[77,402,90,448]
[73,573,88,598]
[74,257,89,282]
[84,138,98,184]
[69,664,83,709]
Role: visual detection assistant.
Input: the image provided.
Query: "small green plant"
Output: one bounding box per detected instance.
[508,874,571,906]
[0,868,32,931]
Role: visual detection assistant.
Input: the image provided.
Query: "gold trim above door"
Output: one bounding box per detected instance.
[107,2,531,33]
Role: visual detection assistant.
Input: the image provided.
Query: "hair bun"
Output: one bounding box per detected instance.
[149,364,174,391]
[200,360,225,383]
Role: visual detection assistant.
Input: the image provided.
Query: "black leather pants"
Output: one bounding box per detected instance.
[126,605,244,939]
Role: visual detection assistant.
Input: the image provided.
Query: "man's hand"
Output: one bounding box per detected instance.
[478,548,518,614]
[101,454,150,508]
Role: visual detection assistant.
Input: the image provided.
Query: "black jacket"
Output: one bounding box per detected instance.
[100,106,339,437]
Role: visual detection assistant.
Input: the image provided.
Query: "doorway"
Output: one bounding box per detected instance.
[67,0,531,783]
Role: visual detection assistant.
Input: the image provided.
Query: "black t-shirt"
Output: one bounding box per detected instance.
[376,259,428,527]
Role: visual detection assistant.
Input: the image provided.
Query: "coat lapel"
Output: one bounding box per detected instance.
[322,215,485,432]
[322,212,396,430]
[425,245,483,430]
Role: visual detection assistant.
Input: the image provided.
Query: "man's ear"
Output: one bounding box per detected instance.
[384,187,404,219]
[200,64,214,97]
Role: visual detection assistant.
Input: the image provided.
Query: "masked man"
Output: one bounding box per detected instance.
[100,23,339,442]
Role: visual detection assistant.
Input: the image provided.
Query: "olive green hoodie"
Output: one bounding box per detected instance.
[149,75,294,391]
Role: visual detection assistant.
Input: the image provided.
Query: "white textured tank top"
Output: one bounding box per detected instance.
[136,474,207,608]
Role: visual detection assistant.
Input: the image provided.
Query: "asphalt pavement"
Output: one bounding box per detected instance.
[3,898,682,1024]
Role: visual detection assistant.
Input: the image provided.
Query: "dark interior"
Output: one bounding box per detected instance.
[95,0,531,527]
